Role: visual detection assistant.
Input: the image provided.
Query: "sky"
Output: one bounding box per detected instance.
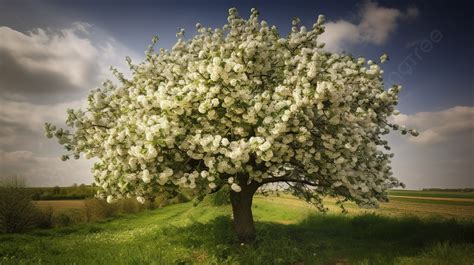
[0,0,472,189]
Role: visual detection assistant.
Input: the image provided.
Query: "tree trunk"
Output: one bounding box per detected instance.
[230,183,258,243]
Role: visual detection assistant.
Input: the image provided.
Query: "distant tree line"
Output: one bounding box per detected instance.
[28,184,97,200]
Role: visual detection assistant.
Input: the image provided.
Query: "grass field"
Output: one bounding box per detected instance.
[1,191,473,264]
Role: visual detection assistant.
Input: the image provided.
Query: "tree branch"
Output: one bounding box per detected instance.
[258,176,318,187]
[91,124,110,129]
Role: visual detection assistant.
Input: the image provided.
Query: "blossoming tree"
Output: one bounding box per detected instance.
[46,8,417,242]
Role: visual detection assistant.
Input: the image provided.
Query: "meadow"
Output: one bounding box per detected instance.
[1,190,473,264]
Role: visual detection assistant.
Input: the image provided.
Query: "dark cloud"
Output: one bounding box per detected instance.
[0,117,37,143]
[0,50,89,104]
[0,150,94,186]
[0,25,109,104]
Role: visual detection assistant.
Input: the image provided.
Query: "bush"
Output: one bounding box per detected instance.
[169,193,191,205]
[154,194,170,208]
[137,197,156,211]
[35,195,87,200]
[118,198,139,213]
[52,209,85,227]
[26,185,96,201]
[84,198,118,222]
[144,200,156,210]
[0,177,38,233]
[35,206,54,229]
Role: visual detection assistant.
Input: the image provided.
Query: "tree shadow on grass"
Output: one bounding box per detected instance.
[165,213,474,264]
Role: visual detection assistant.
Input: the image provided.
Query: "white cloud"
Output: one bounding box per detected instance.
[0,23,138,104]
[392,106,474,145]
[388,106,474,189]
[0,22,139,186]
[320,1,419,52]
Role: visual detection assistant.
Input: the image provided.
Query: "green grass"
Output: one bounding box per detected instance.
[1,196,473,265]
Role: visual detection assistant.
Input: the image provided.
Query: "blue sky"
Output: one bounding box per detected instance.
[0,0,472,188]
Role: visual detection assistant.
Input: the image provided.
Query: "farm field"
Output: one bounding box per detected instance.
[33,190,474,219]
[1,191,474,265]
[34,200,85,211]
[388,190,474,199]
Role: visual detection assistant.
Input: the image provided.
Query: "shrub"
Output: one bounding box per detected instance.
[144,200,156,210]
[0,177,38,233]
[119,198,139,213]
[53,212,73,227]
[138,197,157,210]
[35,206,54,229]
[36,194,87,200]
[84,198,118,222]
[53,209,85,227]
[154,194,169,208]
[169,193,191,205]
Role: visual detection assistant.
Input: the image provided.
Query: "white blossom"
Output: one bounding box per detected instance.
[136,196,146,204]
[46,8,414,208]
[231,183,242,192]
[106,195,114,204]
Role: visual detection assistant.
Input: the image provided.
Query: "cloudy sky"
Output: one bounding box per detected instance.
[0,0,472,188]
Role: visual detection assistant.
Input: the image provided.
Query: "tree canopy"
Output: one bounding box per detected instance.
[45,8,417,212]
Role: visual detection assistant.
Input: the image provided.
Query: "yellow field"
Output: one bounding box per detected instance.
[254,194,474,220]
[338,198,474,219]
[34,200,85,210]
[389,195,474,202]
